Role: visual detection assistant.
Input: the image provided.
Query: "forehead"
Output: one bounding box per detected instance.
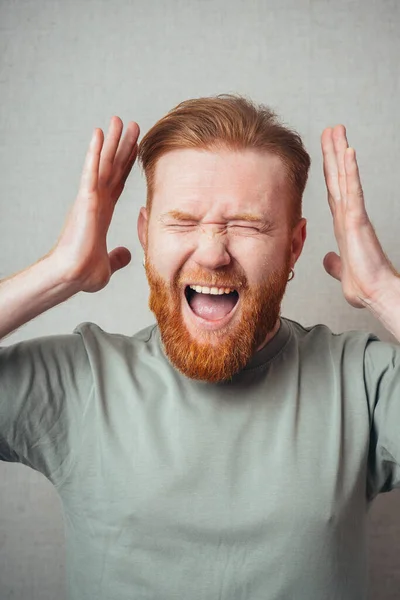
[151,147,289,218]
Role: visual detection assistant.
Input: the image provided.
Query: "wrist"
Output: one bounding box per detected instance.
[364,273,400,340]
[44,249,84,295]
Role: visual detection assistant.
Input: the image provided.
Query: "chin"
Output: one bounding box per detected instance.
[145,258,288,382]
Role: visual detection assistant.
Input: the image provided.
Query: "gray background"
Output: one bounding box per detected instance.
[1,0,400,598]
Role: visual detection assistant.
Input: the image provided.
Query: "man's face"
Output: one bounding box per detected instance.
[138,147,306,382]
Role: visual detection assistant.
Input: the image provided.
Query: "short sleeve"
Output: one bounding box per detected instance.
[364,335,400,499]
[0,330,93,487]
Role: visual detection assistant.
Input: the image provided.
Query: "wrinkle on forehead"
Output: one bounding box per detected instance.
[154,148,286,189]
[151,147,289,219]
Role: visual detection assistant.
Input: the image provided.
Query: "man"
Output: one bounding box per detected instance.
[1,94,399,599]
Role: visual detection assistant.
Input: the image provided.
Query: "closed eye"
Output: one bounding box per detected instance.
[167,222,197,229]
[228,224,261,234]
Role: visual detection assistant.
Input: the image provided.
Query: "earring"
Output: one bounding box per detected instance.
[288,268,295,281]
[142,256,146,268]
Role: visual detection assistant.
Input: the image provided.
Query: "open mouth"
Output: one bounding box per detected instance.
[184,284,240,322]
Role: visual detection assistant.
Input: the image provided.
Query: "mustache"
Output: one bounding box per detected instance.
[176,267,248,290]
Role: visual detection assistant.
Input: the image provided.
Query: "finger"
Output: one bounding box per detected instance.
[109,145,138,202]
[120,143,138,186]
[344,148,367,220]
[79,128,104,194]
[112,122,140,177]
[99,116,124,185]
[321,128,341,207]
[323,251,342,281]
[105,146,138,210]
[108,246,132,274]
[332,124,349,201]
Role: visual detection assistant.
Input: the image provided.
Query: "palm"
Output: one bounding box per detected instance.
[321,125,397,308]
[54,117,140,293]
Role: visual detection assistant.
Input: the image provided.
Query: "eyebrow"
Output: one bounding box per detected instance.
[162,210,198,221]
[162,210,265,222]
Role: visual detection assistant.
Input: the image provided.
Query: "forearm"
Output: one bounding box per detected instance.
[0,253,80,341]
[364,274,400,342]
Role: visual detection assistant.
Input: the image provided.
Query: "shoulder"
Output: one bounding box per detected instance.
[73,321,158,346]
[282,316,381,362]
[1,322,165,383]
[72,321,162,364]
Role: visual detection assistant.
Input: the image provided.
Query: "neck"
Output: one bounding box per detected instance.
[255,318,281,352]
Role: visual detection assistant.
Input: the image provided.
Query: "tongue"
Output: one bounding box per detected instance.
[189,292,237,321]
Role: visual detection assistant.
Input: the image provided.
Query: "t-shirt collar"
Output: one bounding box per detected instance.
[242,317,291,370]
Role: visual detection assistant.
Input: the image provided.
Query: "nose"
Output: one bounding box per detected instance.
[192,225,231,270]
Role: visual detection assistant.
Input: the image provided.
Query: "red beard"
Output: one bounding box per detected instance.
[145,255,291,382]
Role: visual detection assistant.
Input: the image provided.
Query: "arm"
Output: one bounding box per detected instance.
[321,125,400,341]
[0,117,140,340]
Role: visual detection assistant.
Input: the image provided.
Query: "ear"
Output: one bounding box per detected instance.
[289,218,307,267]
[137,207,148,251]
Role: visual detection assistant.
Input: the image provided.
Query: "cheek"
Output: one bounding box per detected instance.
[228,237,269,272]
[231,240,289,284]
[147,233,193,279]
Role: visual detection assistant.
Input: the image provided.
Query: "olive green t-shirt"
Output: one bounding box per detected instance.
[1,317,400,599]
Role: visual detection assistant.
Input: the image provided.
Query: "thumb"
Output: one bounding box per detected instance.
[108,246,132,275]
[323,251,342,281]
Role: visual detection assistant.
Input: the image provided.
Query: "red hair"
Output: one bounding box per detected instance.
[137,94,311,226]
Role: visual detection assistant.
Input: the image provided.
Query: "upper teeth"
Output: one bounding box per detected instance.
[189,285,235,295]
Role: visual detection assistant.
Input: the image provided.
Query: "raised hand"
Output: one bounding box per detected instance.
[321,125,398,308]
[52,117,140,293]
